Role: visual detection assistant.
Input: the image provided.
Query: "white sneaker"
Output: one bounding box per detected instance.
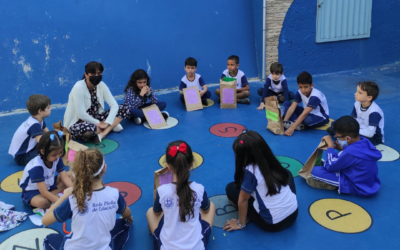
[113,124,123,132]
[283,121,305,130]
[94,134,103,145]
[134,117,142,125]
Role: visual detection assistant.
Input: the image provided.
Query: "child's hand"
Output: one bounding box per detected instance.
[97,122,109,130]
[334,140,344,151]
[140,86,149,96]
[63,187,73,197]
[199,90,206,97]
[223,219,243,232]
[124,215,133,224]
[256,103,265,110]
[322,135,334,148]
[284,127,294,136]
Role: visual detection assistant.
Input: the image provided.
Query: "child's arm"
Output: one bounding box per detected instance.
[121,206,133,224]
[284,106,312,136]
[152,191,163,215]
[360,113,382,138]
[179,81,186,95]
[283,101,299,121]
[148,87,158,104]
[42,187,73,226]
[257,79,272,110]
[281,79,290,102]
[200,84,208,96]
[37,181,61,203]
[59,170,73,188]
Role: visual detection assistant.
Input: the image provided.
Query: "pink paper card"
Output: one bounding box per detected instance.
[146,110,163,125]
[68,149,77,162]
[223,88,234,104]
[186,88,199,105]
[159,171,173,185]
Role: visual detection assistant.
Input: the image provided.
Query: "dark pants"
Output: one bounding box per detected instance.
[225,169,298,232]
[257,88,295,103]
[283,102,329,127]
[43,219,131,250]
[129,101,167,120]
[14,147,38,166]
[180,90,211,104]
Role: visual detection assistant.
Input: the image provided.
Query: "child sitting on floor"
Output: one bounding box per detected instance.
[328,81,384,146]
[307,116,381,197]
[257,62,294,110]
[283,71,329,136]
[215,55,251,104]
[20,131,73,208]
[42,148,132,250]
[179,57,211,106]
[9,94,51,166]
[124,69,169,124]
[147,140,215,250]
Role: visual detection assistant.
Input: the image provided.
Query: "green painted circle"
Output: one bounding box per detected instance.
[83,139,119,155]
[276,156,303,178]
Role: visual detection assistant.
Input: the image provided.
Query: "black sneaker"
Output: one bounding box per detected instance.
[202,99,208,106]
[217,97,221,103]
[161,111,169,121]
[238,98,250,104]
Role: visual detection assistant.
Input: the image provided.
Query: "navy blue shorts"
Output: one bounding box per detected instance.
[43,219,131,250]
[153,215,211,250]
[22,175,59,206]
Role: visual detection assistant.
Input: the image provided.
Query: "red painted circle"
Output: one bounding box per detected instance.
[105,181,141,206]
[209,123,247,138]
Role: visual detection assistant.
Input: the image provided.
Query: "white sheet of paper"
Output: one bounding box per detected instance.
[29,214,43,226]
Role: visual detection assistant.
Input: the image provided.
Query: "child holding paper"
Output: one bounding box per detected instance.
[307,116,381,197]
[215,55,251,104]
[124,69,169,124]
[179,57,211,106]
[147,140,215,250]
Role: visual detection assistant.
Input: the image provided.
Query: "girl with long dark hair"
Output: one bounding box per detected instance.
[147,141,215,250]
[224,131,298,232]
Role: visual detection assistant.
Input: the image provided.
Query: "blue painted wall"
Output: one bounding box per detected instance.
[0,0,258,113]
[252,0,264,79]
[278,0,400,77]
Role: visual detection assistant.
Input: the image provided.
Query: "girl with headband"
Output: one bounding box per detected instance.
[223,131,298,232]
[146,141,216,250]
[20,131,73,209]
[42,148,133,250]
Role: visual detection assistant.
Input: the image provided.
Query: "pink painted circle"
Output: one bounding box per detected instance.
[209,123,247,138]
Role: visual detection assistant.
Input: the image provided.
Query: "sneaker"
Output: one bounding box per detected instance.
[161,111,169,121]
[326,127,334,136]
[94,134,103,145]
[112,124,123,132]
[306,176,337,190]
[217,97,221,103]
[202,99,208,106]
[283,121,305,130]
[133,117,142,125]
[238,98,250,104]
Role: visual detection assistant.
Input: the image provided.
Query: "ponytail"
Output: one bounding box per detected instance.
[165,141,196,222]
[72,149,104,213]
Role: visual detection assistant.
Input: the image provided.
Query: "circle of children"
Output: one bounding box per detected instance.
[7,55,384,250]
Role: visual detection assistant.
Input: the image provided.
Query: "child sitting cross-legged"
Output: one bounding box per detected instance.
[283,71,329,136]
[147,141,216,250]
[307,116,382,197]
[20,131,73,208]
[42,148,133,250]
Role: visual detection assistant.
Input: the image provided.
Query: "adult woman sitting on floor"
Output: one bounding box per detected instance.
[64,61,130,144]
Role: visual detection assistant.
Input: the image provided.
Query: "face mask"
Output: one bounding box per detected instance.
[337,137,349,148]
[89,75,102,86]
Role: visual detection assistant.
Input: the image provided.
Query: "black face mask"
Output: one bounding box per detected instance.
[89,75,102,86]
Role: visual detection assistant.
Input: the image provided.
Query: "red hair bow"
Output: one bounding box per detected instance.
[168,143,187,157]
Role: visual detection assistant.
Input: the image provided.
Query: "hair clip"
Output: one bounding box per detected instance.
[168,143,187,157]
[50,134,55,141]
[242,129,247,134]
[240,141,243,144]
[58,131,63,138]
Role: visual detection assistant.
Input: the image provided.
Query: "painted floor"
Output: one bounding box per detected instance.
[1,63,400,250]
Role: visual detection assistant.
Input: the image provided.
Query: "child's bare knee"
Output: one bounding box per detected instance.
[215,89,220,96]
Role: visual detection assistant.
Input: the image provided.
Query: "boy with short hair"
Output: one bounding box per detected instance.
[215,55,250,104]
[257,62,294,110]
[307,116,381,197]
[283,71,329,136]
[179,57,211,106]
[9,94,51,166]
[345,81,383,146]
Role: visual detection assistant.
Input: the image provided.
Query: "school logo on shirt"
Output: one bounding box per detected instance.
[163,197,174,209]
[77,202,90,216]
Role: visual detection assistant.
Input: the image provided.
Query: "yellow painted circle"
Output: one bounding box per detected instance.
[309,198,372,233]
[203,99,215,108]
[1,171,23,193]
[159,152,204,170]
[314,118,335,130]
